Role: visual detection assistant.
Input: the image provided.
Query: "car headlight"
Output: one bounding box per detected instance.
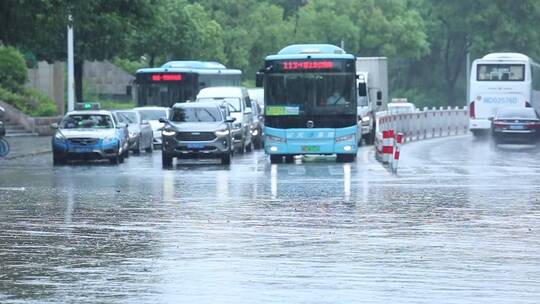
[54,133,66,142]
[102,136,118,144]
[336,134,355,143]
[162,129,176,137]
[266,135,286,143]
[362,116,371,122]
[215,129,230,136]
[251,129,259,136]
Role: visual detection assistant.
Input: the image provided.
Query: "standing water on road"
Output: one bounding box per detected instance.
[0,135,539,303]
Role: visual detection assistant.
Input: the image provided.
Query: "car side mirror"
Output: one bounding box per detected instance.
[159,117,168,123]
[50,123,59,129]
[225,116,236,123]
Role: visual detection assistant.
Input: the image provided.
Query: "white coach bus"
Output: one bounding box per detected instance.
[468,52,540,136]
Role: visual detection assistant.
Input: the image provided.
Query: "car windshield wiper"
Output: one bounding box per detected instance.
[226,102,239,112]
[203,109,217,122]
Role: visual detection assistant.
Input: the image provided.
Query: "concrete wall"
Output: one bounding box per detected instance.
[25,60,133,116]
[84,60,134,100]
[27,61,65,115]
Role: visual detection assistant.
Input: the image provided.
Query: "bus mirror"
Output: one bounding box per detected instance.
[358,83,367,97]
[126,85,132,96]
[376,91,382,101]
[255,72,263,87]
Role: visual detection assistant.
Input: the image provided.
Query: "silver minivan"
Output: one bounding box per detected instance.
[196,87,254,153]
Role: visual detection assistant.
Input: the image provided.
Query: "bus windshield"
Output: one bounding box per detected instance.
[266,73,355,116]
[477,64,525,81]
[137,82,195,107]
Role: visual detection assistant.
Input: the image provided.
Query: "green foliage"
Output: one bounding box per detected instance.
[0,87,57,117]
[25,88,57,116]
[0,46,28,93]
[4,0,540,107]
[112,57,148,74]
[99,99,136,110]
[82,85,135,110]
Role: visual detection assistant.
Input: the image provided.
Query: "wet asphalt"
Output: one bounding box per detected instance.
[0,136,539,303]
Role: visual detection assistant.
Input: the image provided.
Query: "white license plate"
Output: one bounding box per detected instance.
[187,143,205,149]
[74,147,93,153]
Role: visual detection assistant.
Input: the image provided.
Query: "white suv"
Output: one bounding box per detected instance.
[196,87,254,153]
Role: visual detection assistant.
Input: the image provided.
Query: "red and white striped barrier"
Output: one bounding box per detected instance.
[381,130,394,164]
[391,133,404,173]
[375,106,469,171]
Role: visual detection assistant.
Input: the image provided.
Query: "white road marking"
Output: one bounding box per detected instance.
[0,187,26,191]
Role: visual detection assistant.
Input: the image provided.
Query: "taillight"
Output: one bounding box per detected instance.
[526,122,540,129]
[526,101,532,108]
[492,121,505,128]
[469,101,475,118]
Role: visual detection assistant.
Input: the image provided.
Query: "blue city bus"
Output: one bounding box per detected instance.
[257,44,358,163]
[134,61,242,107]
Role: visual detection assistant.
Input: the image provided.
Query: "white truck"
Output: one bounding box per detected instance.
[356,57,388,145]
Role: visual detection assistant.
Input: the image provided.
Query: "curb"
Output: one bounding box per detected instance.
[4,149,51,160]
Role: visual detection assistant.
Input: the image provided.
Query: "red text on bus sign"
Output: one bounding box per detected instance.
[151,74,183,81]
[282,61,334,70]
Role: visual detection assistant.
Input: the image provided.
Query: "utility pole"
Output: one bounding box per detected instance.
[466,52,470,105]
[67,14,75,112]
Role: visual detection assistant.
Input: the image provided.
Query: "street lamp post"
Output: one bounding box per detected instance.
[67,14,75,112]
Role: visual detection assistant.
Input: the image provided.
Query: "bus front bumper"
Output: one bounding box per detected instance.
[264,127,357,155]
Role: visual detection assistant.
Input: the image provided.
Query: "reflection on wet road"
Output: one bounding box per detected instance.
[0,136,539,303]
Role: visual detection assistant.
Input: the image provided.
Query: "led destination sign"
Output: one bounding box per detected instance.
[282,61,334,70]
[151,74,183,81]
[269,59,353,73]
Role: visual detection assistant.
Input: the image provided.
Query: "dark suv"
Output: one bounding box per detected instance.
[160,102,235,167]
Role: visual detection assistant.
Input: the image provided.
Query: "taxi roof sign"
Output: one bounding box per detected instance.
[75,102,101,110]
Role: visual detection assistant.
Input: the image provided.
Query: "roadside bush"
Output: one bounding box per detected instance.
[26,88,57,116]
[0,46,28,93]
[0,87,57,117]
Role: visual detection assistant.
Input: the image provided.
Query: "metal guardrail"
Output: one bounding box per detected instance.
[377,106,468,142]
[375,106,469,163]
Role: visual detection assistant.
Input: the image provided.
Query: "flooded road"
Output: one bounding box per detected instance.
[0,135,539,303]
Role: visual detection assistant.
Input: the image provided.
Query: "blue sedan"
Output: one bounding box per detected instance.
[51,110,129,165]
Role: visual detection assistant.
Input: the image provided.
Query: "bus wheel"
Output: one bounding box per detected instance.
[270,155,282,164]
[337,154,356,163]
